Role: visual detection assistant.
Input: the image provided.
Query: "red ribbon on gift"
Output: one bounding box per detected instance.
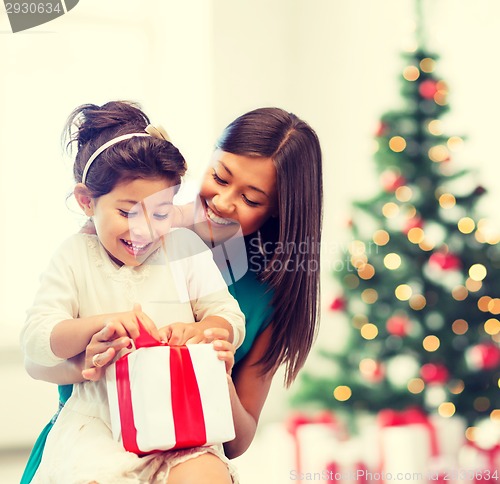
[464,441,500,476]
[378,407,439,456]
[115,323,207,455]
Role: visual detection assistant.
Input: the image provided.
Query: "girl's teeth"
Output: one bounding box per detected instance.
[123,240,149,250]
[207,207,233,225]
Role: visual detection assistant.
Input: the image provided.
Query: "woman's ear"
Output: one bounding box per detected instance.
[74,183,94,216]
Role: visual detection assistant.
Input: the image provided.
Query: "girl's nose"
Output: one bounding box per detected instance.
[128,215,154,242]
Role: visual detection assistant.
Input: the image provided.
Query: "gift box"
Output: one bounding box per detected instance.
[106,330,235,455]
[378,408,437,484]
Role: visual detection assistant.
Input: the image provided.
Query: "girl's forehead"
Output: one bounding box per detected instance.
[111,178,178,203]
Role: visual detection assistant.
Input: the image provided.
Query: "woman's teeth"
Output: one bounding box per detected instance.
[206,206,234,225]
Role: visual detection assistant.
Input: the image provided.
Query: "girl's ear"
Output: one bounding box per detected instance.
[74,183,95,216]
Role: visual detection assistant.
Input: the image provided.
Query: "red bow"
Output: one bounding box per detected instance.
[378,407,438,456]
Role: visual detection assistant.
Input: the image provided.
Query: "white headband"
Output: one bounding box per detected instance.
[81,124,171,185]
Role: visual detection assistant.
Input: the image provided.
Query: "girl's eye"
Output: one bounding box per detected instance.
[212,170,227,185]
[153,213,170,221]
[242,195,260,207]
[119,209,137,218]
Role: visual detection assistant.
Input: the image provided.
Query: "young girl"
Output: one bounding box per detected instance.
[20,101,245,483]
[22,106,323,481]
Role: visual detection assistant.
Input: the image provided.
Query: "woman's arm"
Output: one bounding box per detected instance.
[24,322,136,384]
[24,354,86,384]
[224,325,276,459]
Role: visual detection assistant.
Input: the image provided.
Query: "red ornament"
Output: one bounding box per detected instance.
[419,80,439,99]
[467,343,500,370]
[420,363,449,384]
[428,252,462,271]
[361,360,385,383]
[380,170,406,192]
[386,315,411,337]
[376,122,389,137]
[330,297,346,311]
[403,216,423,234]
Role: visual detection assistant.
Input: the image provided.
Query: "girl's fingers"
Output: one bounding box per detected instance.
[132,303,160,341]
[185,333,205,344]
[203,328,231,342]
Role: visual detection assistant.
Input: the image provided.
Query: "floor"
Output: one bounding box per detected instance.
[0,448,30,483]
[0,424,294,483]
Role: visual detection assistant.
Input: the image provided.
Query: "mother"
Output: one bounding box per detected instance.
[21,106,323,482]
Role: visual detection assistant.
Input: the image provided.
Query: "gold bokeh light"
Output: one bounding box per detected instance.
[382,202,399,218]
[458,217,475,234]
[438,402,456,418]
[447,136,464,151]
[403,66,420,81]
[408,227,425,244]
[428,119,443,135]
[384,253,402,270]
[389,136,407,152]
[452,319,468,335]
[395,284,412,301]
[423,335,440,352]
[361,288,378,304]
[420,58,435,73]
[409,294,426,310]
[361,323,378,340]
[478,296,492,312]
[395,186,412,202]
[373,230,390,246]
[469,264,487,282]
[484,318,500,336]
[489,298,500,315]
[439,193,456,209]
[428,145,449,162]
[407,378,425,394]
[333,385,352,401]
[358,264,375,280]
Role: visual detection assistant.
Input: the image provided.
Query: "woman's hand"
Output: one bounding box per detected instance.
[204,328,235,375]
[81,303,159,381]
[81,322,131,381]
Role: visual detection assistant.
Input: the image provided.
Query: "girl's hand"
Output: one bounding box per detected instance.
[158,322,207,345]
[101,304,160,342]
[81,303,159,381]
[204,328,235,375]
[81,323,130,381]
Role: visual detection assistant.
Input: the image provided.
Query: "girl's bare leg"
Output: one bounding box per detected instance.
[168,453,232,484]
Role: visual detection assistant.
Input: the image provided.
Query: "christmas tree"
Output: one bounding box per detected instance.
[293,34,500,433]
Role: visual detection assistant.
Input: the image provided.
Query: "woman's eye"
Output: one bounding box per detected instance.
[119,209,137,218]
[212,170,227,185]
[242,195,260,207]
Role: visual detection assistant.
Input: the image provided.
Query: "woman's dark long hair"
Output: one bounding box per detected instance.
[217,107,323,386]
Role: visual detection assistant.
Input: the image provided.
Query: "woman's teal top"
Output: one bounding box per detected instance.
[20,267,273,483]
